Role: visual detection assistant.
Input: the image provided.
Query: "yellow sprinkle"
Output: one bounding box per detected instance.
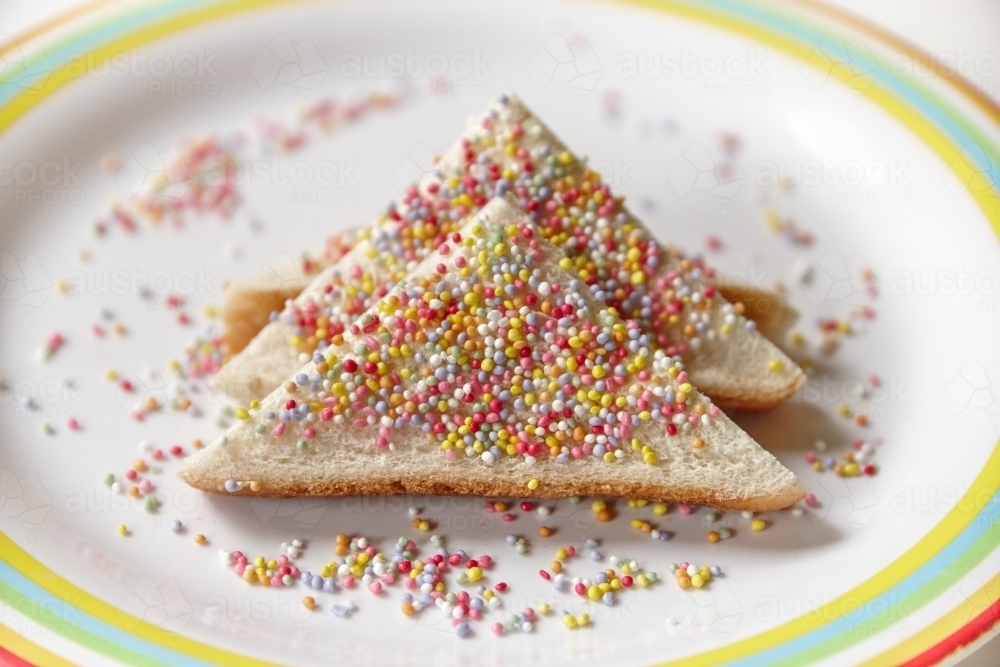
[527,478,539,490]
[750,518,767,531]
[117,524,127,536]
[768,360,785,372]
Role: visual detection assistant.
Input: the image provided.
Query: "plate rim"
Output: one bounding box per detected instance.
[1,0,998,665]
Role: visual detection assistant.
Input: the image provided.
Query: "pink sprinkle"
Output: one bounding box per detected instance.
[368,581,383,594]
[151,449,164,460]
[66,417,79,430]
[272,422,286,437]
[138,479,153,493]
[539,570,550,580]
[492,622,504,636]
[477,555,492,569]
[565,545,575,557]
[302,427,316,439]
[804,493,818,508]
[502,513,515,522]
[342,576,355,589]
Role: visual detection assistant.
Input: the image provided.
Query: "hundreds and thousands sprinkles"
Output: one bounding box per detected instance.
[228,209,721,471]
[212,532,698,637]
[264,93,764,389]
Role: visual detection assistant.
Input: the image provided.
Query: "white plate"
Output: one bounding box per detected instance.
[1,1,999,665]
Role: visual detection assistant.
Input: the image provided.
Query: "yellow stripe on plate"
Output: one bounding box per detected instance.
[0,620,78,667]
[859,570,1000,667]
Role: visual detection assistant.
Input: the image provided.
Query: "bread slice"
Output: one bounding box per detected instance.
[713,281,798,347]
[181,196,804,511]
[220,230,356,355]
[215,94,804,410]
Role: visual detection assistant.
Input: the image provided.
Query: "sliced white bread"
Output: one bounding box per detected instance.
[213,238,412,404]
[181,196,804,510]
[220,229,355,356]
[712,280,799,347]
[215,94,803,410]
